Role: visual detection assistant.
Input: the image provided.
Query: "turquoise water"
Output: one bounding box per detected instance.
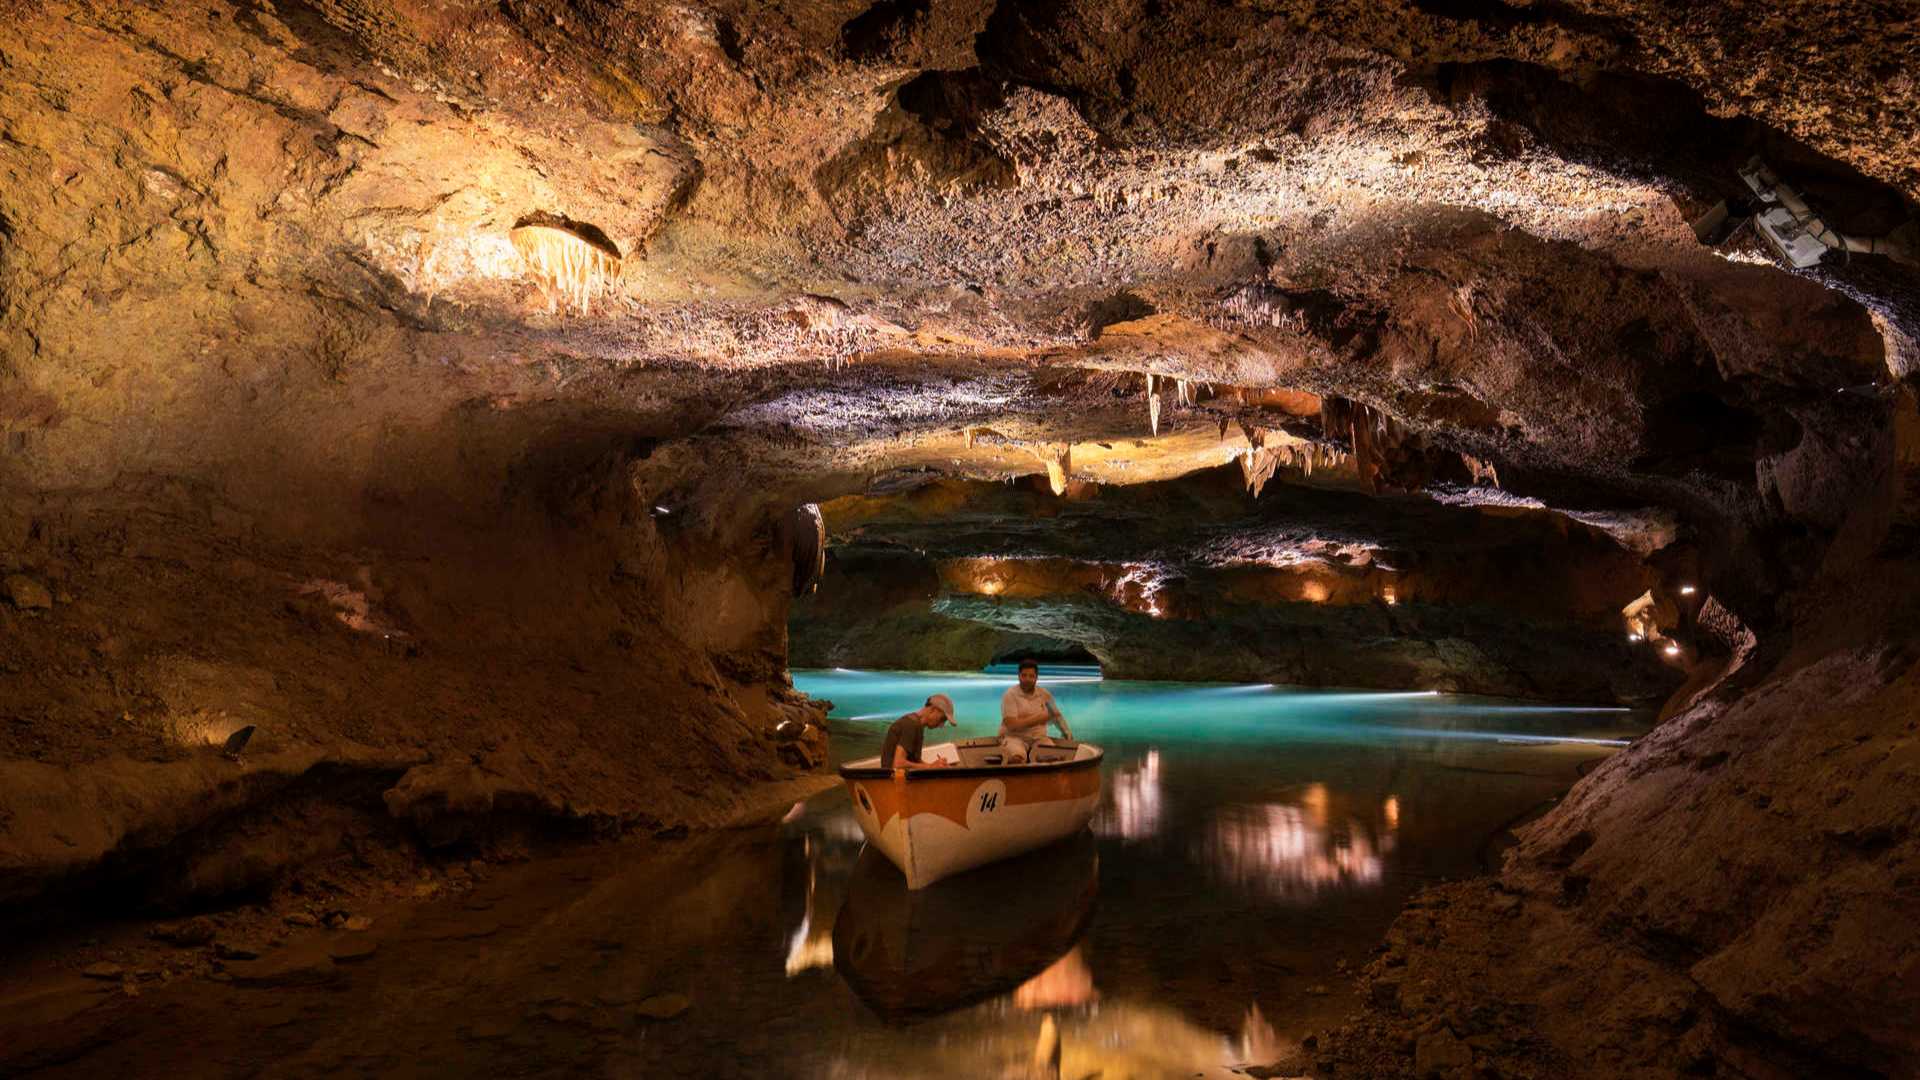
[755,668,1649,1075]
[804,667,1643,756]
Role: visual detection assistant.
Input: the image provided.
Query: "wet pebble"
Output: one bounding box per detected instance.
[632,993,690,1021]
[151,918,217,946]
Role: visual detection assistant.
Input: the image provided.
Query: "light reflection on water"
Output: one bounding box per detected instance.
[1093,748,1162,843]
[1200,801,1388,900]
[774,669,1650,1077]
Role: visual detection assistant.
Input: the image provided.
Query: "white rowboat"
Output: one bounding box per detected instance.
[839,737,1104,889]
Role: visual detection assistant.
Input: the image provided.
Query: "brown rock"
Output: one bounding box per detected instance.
[1414,1028,1473,1077]
[81,962,124,980]
[329,937,378,963]
[225,953,339,988]
[214,941,260,961]
[4,574,53,610]
[151,918,217,946]
[1370,972,1405,1010]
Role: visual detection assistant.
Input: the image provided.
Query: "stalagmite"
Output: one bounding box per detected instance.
[510,222,623,314]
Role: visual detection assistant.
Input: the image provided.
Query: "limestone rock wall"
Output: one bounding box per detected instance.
[0,448,827,908]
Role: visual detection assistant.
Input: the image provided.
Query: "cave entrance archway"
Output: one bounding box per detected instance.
[983,639,1103,675]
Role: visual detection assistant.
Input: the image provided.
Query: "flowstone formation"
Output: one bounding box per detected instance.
[2,1,1917,1074]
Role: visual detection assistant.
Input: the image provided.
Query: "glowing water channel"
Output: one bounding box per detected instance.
[807,666,1639,752]
[745,667,1651,1077]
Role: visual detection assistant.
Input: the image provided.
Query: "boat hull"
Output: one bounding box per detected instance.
[841,749,1103,889]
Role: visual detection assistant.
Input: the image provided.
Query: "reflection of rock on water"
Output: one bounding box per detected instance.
[1200,790,1393,901]
[783,822,869,976]
[1013,945,1097,1010]
[833,831,1098,1022]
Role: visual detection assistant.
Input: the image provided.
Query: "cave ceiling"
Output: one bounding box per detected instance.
[1,0,1916,613]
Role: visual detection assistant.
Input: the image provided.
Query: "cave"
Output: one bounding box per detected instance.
[1,1,1916,1077]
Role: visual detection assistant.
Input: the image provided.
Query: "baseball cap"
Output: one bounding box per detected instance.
[924,693,956,726]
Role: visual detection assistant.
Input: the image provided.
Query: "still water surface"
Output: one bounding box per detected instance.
[768,668,1645,1077]
[2,670,1646,1079]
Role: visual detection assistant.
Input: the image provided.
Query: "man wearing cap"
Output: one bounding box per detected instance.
[1000,658,1073,764]
[880,693,957,769]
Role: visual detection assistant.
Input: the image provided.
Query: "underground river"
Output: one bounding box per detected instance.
[0,670,1649,1078]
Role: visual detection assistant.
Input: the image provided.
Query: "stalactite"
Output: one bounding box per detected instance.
[510,223,623,314]
[1240,448,1279,497]
[1463,453,1500,487]
[1041,444,1072,496]
[1319,396,1403,492]
[1145,373,1162,436]
[1240,425,1280,496]
[1236,423,1352,491]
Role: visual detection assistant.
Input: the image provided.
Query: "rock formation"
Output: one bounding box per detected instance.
[1,0,1916,1073]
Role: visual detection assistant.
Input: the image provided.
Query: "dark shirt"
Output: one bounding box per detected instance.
[879,714,925,769]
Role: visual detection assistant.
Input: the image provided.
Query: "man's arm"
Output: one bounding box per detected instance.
[892,741,951,768]
[1047,695,1073,740]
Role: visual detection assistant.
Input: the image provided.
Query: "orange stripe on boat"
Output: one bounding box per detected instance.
[853,765,1099,830]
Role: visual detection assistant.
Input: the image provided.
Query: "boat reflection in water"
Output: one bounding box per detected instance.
[832,831,1099,1022]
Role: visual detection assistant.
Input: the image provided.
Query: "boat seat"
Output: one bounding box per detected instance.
[949,736,1083,766]
[1030,739,1079,763]
[954,737,1005,767]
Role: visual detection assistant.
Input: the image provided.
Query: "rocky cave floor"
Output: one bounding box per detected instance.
[4,0,1920,1076]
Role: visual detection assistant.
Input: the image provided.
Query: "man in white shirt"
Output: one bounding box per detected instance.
[1000,658,1074,764]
